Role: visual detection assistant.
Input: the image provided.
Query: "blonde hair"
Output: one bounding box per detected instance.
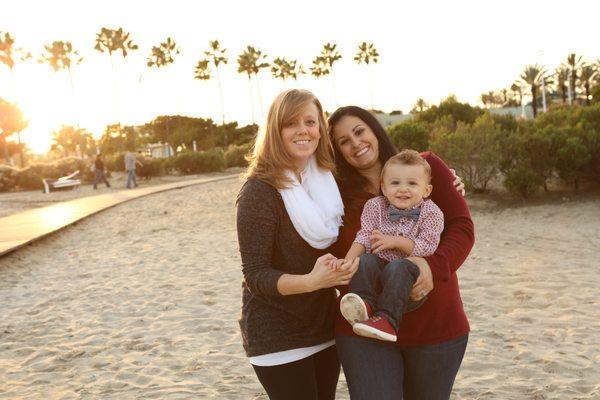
[245,89,334,188]
[381,149,432,182]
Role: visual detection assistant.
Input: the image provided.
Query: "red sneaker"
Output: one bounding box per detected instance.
[353,316,397,342]
[340,293,372,326]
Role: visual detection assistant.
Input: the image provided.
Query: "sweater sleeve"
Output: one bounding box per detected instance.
[421,152,475,282]
[410,200,444,257]
[236,179,285,297]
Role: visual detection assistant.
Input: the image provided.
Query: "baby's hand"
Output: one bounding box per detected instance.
[332,258,346,271]
[339,257,356,272]
[370,230,398,254]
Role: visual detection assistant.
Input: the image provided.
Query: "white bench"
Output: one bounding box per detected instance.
[42,170,81,193]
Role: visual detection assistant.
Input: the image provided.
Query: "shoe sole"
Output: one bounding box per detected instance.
[340,293,369,326]
[353,322,397,342]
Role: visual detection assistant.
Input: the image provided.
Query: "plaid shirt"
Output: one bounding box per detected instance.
[354,196,444,262]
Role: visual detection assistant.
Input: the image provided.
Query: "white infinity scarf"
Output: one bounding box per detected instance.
[278,156,344,249]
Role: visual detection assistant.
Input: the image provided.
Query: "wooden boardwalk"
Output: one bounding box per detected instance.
[0,174,238,257]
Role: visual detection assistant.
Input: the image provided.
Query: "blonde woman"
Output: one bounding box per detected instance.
[236,89,359,399]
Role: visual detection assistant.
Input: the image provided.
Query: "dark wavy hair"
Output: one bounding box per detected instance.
[328,106,398,200]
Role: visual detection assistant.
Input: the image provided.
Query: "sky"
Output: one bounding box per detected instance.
[1,0,599,153]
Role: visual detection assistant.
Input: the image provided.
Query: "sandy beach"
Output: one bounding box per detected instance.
[1,179,599,399]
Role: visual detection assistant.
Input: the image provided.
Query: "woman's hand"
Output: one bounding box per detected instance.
[450,168,466,196]
[405,256,434,301]
[306,254,358,291]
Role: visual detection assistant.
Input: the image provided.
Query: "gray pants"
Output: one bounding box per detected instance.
[93,170,110,189]
[126,170,138,189]
[349,253,421,330]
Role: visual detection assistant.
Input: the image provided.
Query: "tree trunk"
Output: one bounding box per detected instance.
[216,69,227,147]
[531,86,538,118]
[1,136,11,165]
[17,132,23,167]
[248,76,255,124]
[585,83,590,106]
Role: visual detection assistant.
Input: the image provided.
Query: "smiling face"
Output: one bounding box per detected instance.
[332,115,380,172]
[281,102,321,170]
[381,163,433,210]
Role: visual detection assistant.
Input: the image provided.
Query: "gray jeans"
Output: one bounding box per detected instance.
[349,253,421,330]
[126,170,138,188]
[93,170,110,189]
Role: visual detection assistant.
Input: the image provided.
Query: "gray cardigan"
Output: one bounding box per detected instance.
[236,178,336,357]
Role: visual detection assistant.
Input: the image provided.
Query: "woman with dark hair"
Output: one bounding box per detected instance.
[328,106,474,399]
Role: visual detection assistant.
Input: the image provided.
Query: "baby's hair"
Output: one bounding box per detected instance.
[381,149,431,181]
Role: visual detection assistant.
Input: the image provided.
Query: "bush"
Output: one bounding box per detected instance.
[388,121,429,152]
[54,157,94,183]
[430,113,502,193]
[15,164,56,190]
[12,157,93,190]
[498,127,548,197]
[0,165,19,192]
[170,149,226,174]
[504,165,545,198]
[224,144,251,168]
[554,133,591,191]
[137,157,165,179]
[104,152,127,172]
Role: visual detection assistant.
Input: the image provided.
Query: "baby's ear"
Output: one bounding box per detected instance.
[424,184,433,198]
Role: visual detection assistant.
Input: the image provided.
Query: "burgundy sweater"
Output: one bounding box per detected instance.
[331,152,474,345]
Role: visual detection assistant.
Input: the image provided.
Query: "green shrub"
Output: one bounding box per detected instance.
[554,133,591,191]
[170,149,226,174]
[13,158,93,190]
[104,152,127,172]
[0,165,19,192]
[388,121,429,152]
[504,164,545,198]
[54,157,94,183]
[224,144,251,168]
[16,164,55,190]
[430,113,501,193]
[499,131,546,198]
[137,157,165,179]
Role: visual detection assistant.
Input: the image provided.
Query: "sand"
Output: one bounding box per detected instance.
[0,169,244,219]
[0,179,599,399]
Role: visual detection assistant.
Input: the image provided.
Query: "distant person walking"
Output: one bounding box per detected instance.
[93,153,111,190]
[124,151,143,189]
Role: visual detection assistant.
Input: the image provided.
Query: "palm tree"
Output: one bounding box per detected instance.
[354,42,380,109]
[510,82,523,105]
[555,67,569,104]
[579,64,597,106]
[204,40,228,127]
[0,32,31,99]
[520,64,546,117]
[39,41,82,91]
[0,98,28,165]
[39,41,83,126]
[565,53,583,104]
[94,27,139,123]
[52,125,95,157]
[310,56,330,77]
[272,57,304,82]
[312,43,342,105]
[237,46,269,123]
[147,37,179,68]
[193,59,212,125]
[411,98,429,113]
